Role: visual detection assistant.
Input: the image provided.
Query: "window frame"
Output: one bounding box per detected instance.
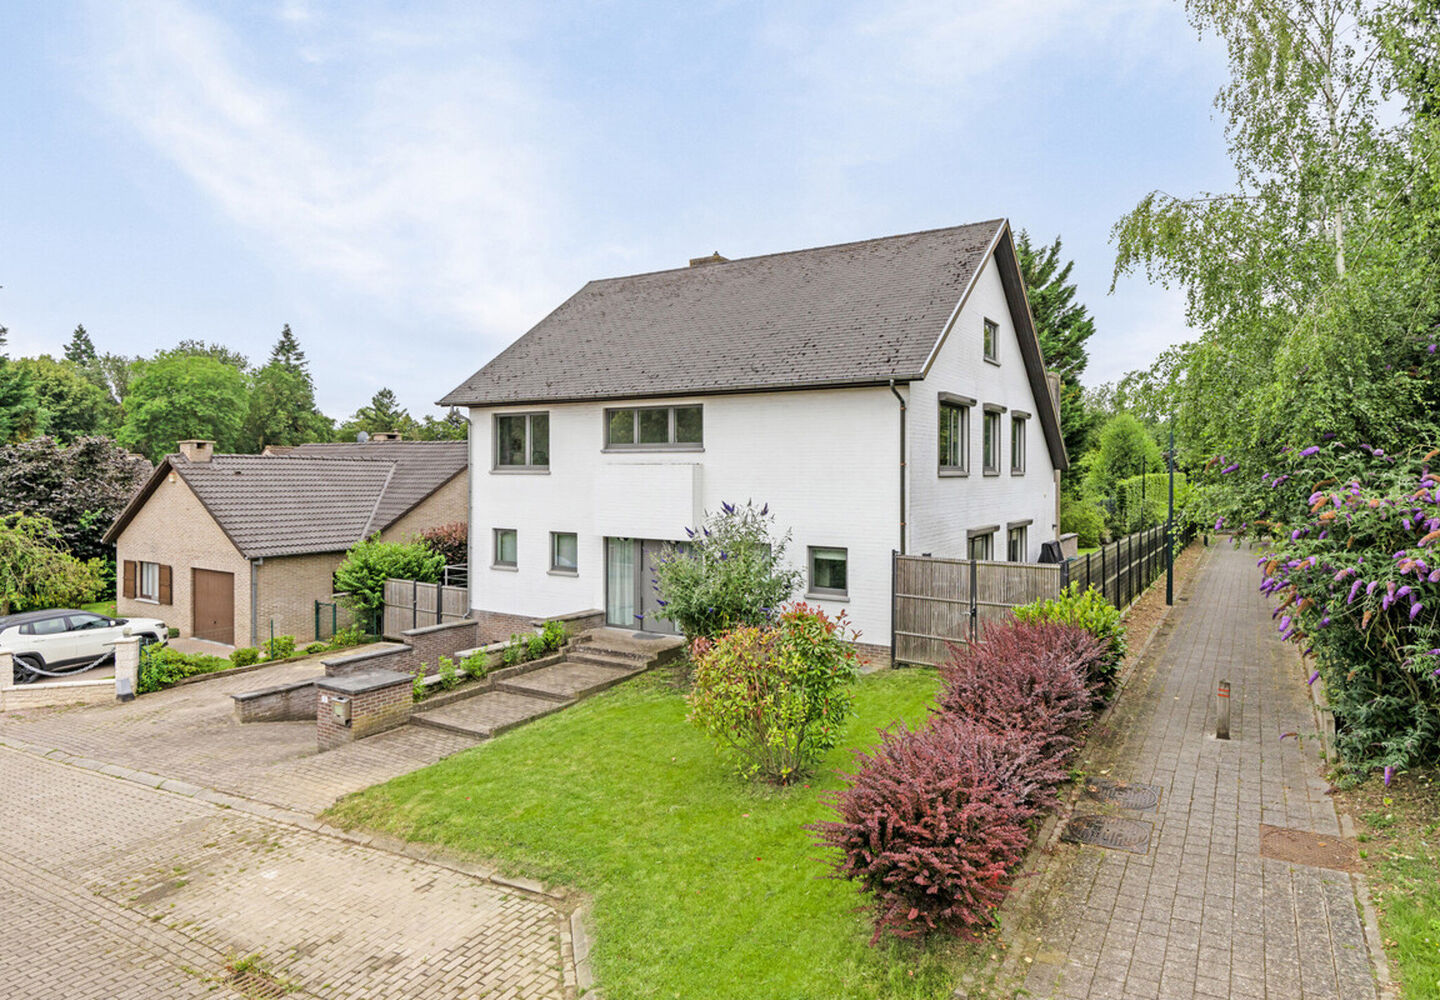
[1010,412,1028,475]
[807,545,849,600]
[602,404,704,451]
[966,529,996,561]
[549,531,579,575]
[1006,524,1029,563]
[138,560,160,601]
[982,405,1005,475]
[493,411,550,471]
[983,318,1000,363]
[493,528,518,569]
[938,392,974,475]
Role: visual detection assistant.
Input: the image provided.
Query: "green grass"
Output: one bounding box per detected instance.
[1346,770,1440,999]
[82,599,117,617]
[326,667,993,999]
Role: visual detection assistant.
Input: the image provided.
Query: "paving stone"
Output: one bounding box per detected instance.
[1002,544,1381,999]
[414,690,569,738]
[500,660,641,701]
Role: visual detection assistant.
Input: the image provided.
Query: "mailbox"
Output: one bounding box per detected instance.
[332,696,352,726]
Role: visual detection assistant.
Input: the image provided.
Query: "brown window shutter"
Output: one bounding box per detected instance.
[123,561,136,599]
[159,565,173,605]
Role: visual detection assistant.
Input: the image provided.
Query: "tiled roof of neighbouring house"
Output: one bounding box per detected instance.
[439,220,1007,407]
[103,440,468,558]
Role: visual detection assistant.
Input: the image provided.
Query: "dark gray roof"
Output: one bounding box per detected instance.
[177,455,396,558]
[103,441,468,558]
[439,220,1006,407]
[287,440,467,530]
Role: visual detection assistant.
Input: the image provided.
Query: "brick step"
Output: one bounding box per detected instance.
[410,691,570,739]
[497,661,643,703]
[564,649,651,671]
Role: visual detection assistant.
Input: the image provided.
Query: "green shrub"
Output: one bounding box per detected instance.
[688,602,860,784]
[265,634,296,660]
[138,645,232,694]
[327,624,366,650]
[1061,494,1108,548]
[653,500,803,640]
[438,655,459,690]
[334,535,444,630]
[527,633,547,660]
[503,635,526,667]
[541,619,566,651]
[230,646,261,668]
[460,650,490,679]
[1013,583,1127,682]
[302,641,328,655]
[413,669,428,703]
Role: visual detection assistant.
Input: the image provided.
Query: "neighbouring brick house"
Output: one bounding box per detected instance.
[103,437,468,647]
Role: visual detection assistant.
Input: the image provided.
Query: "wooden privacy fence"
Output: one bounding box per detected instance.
[893,555,1063,666]
[892,523,1197,666]
[382,578,468,638]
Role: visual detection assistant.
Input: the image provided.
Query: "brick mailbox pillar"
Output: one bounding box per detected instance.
[315,670,413,751]
[111,636,141,702]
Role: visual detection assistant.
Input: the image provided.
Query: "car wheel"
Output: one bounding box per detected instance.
[13,654,43,685]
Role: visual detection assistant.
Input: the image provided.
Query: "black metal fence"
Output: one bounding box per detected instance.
[1064,522,1197,610]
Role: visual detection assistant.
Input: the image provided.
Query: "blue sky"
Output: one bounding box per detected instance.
[0,0,1234,421]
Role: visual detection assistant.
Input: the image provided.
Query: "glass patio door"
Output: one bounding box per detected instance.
[605,538,637,627]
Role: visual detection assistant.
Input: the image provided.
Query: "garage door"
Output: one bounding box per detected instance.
[192,568,235,645]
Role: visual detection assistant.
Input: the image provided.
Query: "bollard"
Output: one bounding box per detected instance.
[1216,679,1231,740]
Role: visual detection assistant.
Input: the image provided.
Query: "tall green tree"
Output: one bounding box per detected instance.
[117,355,249,461]
[1082,413,1163,521]
[1015,229,1099,472]
[240,324,331,451]
[63,324,97,366]
[416,408,469,441]
[153,339,251,372]
[0,325,40,443]
[14,355,117,442]
[336,387,419,441]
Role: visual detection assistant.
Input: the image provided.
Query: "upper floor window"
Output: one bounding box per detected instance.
[605,405,703,449]
[1010,414,1027,474]
[495,413,549,469]
[983,318,999,362]
[938,394,972,474]
[982,409,1003,474]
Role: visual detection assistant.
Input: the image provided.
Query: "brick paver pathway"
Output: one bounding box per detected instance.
[0,745,566,999]
[1005,544,1379,1000]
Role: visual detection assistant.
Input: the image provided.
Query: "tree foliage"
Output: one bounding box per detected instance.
[117,355,249,462]
[333,536,444,629]
[240,325,330,451]
[14,355,116,442]
[0,513,105,615]
[0,325,40,443]
[337,387,419,441]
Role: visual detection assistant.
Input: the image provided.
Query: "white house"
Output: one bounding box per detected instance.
[440,219,1067,659]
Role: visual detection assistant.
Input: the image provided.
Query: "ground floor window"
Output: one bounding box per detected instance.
[808,546,848,598]
[139,561,160,600]
[551,532,578,573]
[967,531,995,561]
[494,528,517,567]
[1007,525,1028,562]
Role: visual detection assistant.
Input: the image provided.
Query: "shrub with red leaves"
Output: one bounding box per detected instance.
[811,716,1048,942]
[936,622,1100,754]
[419,522,468,565]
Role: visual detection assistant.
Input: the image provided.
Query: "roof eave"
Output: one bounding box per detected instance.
[440,376,923,410]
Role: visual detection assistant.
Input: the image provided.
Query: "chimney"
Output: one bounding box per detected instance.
[369,431,403,442]
[178,439,214,463]
[688,251,728,267]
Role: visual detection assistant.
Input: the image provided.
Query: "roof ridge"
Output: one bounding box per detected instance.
[584,218,1006,285]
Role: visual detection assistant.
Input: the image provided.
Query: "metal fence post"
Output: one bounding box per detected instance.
[1059,557,1070,594]
[1100,545,1108,607]
[412,579,419,631]
[969,556,979,644]
[890,550,898,667]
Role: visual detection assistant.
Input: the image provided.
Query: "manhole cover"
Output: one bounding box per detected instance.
[1259,824,1360,872]
[1062,815,1153,854]
[1084,779,1163,811]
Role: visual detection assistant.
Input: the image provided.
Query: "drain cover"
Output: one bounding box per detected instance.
[1259,824,1360,872]
[227,969,288,999]
[1084,779,1163,811]
[1062,815,1153,854]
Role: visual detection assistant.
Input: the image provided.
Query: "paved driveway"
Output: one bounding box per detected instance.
[0,654,574,998]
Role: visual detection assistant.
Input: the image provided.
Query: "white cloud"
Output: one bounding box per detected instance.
[88,0,565,342]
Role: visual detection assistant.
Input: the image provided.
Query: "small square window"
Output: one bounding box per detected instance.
[983,411,1001,474]
[495,413,548,469]
[494,528,517,567]
[1007,526,1028,562]
[1011,417,1026,474]
[551,532,578,573]
[983,318,999,362]
[939,401,969,472]
[808,546,848,598]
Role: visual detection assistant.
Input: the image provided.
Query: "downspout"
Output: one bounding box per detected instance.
[889,380,907,555]
[249,558,263,647]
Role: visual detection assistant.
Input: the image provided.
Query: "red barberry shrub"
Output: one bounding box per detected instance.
[419,521,468,565]
[811,716,1042,942]
[936,622,1098,754]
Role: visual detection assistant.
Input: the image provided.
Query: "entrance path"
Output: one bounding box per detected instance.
[1002,543,1381,1000]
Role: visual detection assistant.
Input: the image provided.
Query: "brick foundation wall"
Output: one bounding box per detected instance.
[316,672,412,750]
[471,609,544,644]
[534,610,606,637]
[853,641,894,670]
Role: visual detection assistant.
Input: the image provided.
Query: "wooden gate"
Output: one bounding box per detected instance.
[892,554,1062,666]
[382,578,468,638]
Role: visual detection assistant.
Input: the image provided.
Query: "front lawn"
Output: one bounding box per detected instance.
[83,599,117,617]
[326,667,991,999]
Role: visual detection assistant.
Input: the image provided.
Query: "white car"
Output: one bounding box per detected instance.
[1,609,168,684]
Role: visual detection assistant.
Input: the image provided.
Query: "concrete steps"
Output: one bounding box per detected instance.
[408,626,686,741]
